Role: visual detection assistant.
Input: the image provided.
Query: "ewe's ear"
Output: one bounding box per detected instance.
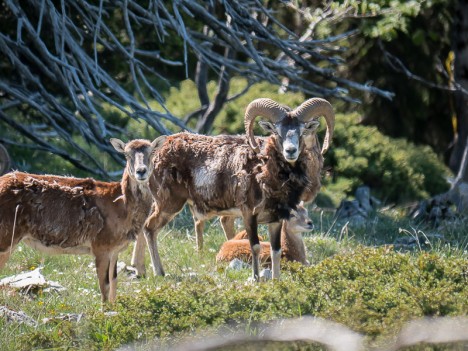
[258,121,276,134]
[110,138,126,153]
[151,135,167,153]
[303,120,320,133]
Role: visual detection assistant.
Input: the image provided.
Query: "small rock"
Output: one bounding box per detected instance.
[0,267,65,294]
[246,276,256,284]
[183,272,198,279]
[0,306,37,327]
[42,313,84,324]
[228,258,250,270]
[116,261,127,275]
[334,186,378,227]
[393,233,446,251]
[104,311,118,317]
[260,268,272,281]
[411,195,456,226]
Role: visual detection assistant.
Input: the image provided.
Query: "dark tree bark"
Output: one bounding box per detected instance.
[450,0,468,176]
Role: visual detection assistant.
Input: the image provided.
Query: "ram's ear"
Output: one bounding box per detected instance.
[258,121,277,134]
[110,138,126,153]
[303,119,320,133]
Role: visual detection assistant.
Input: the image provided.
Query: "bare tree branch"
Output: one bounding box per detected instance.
[0,143,11,175]
[378,40,468,96]
[0,0,394,176]
[196,47,234,134]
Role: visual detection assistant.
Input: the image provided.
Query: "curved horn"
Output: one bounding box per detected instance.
[244,98,288,152]
[0,144,11,176]
[291,98,335,154]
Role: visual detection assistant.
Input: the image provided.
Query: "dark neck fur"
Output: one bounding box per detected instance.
[259,138,312,220]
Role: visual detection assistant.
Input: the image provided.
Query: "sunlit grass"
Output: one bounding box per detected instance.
[0,207,467,351]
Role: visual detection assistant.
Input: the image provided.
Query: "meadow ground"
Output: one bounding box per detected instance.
[0,206,467,351]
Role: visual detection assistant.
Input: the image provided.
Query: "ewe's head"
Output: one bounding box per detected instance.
[288,201,314,234]
[110,136,166,183]
[244,98,335,163]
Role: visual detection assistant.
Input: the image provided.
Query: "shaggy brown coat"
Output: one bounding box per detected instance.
[151,133,322,220]
[0,139,162,304]
[142,131,323,277]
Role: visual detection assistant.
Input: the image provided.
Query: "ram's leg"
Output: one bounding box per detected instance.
[131,233,147,277]
[95,253,111,307]
[220,216,236,240]
[108,253,119,304]
[268,221,283,279]
[243,212,260,281]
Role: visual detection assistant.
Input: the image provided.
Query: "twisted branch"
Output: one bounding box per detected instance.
[0,0,393,176]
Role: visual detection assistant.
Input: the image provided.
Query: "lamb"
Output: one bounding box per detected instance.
[137,97,334,281]
[0,136,166,304]
[216,202,313,265]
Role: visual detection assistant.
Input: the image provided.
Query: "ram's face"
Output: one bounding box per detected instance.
[259,117,320,164]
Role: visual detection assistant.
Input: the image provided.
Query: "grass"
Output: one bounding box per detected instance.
[0,207,467,351]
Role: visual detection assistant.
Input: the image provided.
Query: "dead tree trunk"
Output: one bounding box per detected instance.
[449,0,468,174]
[444,0,468,213]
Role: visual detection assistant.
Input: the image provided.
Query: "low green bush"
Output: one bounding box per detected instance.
[325,113,451,205]
[13,247,466,350]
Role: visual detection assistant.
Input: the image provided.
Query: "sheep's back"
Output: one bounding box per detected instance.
[153,133,265,213]
[216,239,271,264]
[0,172,110,249]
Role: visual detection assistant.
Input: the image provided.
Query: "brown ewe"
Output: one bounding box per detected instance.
[0,137,165,304]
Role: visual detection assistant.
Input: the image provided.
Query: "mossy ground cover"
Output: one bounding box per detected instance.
[0,209,467,351]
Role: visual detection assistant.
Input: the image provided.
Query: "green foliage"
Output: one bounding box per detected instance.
[128,78,306,137]
[309,0,426,41]
[330,0,456,155]
[1,207,467,351]
[325,113,451,204]
[149,78,451,205]
[9,247,466,351]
